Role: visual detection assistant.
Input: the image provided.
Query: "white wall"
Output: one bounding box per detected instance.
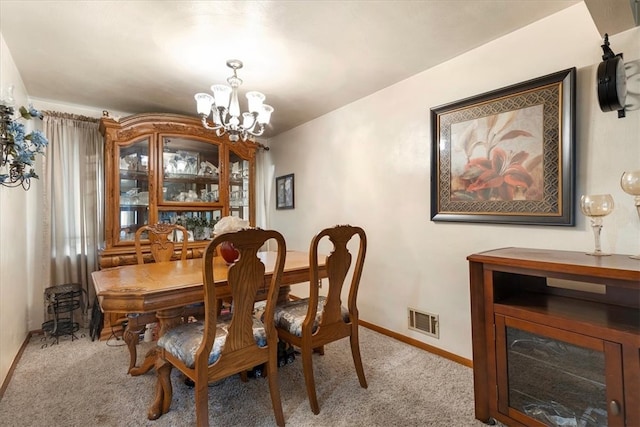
[267,3,640,359]
[0,33,47,386]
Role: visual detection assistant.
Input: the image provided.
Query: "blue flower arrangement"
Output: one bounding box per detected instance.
[0,104,49,189]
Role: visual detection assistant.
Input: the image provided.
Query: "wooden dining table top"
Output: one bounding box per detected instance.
[92,250,325,314]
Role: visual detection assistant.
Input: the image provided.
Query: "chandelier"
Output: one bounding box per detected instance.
[194,59,274,142]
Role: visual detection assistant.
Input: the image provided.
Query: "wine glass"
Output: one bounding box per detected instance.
[580,194,615,256]
[620,170,640,259]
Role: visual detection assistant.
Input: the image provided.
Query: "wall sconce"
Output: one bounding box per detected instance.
[0,88,48,190]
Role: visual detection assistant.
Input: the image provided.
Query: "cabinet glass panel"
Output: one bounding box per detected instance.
[158,210,222,241]
[228,150,249,219]
[506,327,607,426]
[161,137,219,204]
[118,138,150,242]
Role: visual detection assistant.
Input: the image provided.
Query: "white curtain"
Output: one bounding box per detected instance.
[255,145,274,247]
[42,113,104,305]
[255,147,268,228]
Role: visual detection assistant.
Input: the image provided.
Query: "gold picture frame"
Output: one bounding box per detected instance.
[430,68,576,225]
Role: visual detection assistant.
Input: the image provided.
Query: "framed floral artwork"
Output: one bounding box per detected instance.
[430,68,576,225]
[276,173,295,210]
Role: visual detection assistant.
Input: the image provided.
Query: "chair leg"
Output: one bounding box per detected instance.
[301,347,320,414]
[123,323,142,373]
[350,329,368,388]
[194,374,210,427]
[158,360,173,415]
[267,351,285,426]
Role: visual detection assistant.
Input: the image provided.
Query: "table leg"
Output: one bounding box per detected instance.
[129,307,185,377]
[148,357,172,420]
[133,306,185,419]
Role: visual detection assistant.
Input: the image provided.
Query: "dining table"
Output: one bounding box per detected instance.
[91,250,326,418]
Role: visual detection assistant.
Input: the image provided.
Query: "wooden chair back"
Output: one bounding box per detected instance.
[309,224,366,340]
[157,228,287,426]
[134,223,188,264]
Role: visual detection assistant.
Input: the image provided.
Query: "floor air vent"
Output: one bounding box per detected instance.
[408,308,439,338]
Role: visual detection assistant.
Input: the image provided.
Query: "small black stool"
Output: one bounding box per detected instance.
[42,283,86,343]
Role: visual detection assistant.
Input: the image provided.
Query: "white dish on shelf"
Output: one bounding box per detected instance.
[138,191,149,205]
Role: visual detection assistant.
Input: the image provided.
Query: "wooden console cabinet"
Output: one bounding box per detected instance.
[468,247,639,427]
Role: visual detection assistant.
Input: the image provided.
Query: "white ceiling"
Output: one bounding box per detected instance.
[0,1,593,138]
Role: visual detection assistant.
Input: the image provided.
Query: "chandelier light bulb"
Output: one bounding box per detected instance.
[194,93,214,116]
[258,104,274,124]
[246,91,265,113]
[211,85,231,110]
[242,112,255,129]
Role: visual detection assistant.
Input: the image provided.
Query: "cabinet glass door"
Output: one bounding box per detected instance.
[496,315,623,427]
[161,136,220,204]
[118,138,150,242]
[228,150,250,219]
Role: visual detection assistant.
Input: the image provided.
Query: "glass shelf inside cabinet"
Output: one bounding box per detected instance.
[159,210,222,242]
[119,138,150,242]
[161,137,220,204]
[506,327,607,426]
[229,151,249,219]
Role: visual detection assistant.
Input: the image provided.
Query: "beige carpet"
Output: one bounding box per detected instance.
[0,327,491,426]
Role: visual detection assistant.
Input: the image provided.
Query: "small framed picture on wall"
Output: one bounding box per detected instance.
[276,173,294,210]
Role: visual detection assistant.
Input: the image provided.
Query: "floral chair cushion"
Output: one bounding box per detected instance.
[271,296,350,337]
[157,314,267,369]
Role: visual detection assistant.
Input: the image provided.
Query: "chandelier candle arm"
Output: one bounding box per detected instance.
[195,59,273,142]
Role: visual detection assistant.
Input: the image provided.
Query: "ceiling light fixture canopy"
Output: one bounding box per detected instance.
[195,59,273,142]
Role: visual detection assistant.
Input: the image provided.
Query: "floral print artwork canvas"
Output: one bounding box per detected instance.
[450,105,544,202]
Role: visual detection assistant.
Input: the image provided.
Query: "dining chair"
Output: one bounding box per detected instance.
[272,224,368,414]
[134,223,189,265]
[122,223,190,373]
[153,228,287,426]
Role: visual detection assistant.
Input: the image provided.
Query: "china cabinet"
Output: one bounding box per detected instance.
[98,113,258,268]
[468,247,639,427]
